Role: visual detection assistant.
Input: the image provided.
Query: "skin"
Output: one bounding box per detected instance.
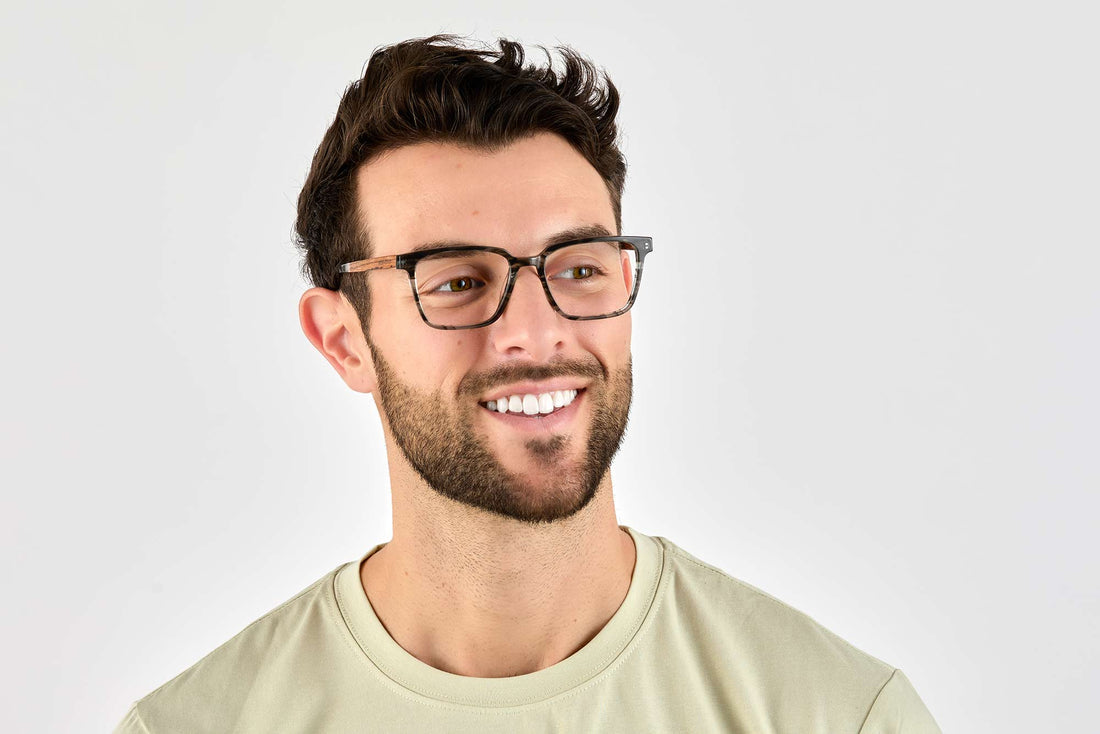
[298,132,638,678]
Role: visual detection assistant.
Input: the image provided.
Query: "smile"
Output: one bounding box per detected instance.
[480,389,581,416]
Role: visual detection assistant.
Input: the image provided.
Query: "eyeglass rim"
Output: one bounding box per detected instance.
[337,235,654,331]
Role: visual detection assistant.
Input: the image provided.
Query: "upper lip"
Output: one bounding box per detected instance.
[480,381,588,403]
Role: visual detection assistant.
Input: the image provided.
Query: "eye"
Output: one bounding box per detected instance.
[435,277,482,293]
[556,265,599,280]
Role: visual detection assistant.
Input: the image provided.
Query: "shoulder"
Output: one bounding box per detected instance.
[655,534,893,678]
[649,535,940,731]
[116,565,347,733]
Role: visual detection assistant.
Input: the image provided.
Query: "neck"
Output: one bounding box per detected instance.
[361,454,637,677]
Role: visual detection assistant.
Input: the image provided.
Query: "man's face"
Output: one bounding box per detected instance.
[354,133,634,525]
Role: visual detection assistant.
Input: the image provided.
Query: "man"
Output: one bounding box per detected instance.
[116,36,940,732]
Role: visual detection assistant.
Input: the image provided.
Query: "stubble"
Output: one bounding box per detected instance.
[367,341,632,525]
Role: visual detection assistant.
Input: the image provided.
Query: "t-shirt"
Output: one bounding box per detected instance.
[115,526,941,733]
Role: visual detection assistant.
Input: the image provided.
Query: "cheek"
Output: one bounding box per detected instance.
[577,316,632,365]
[604,313,632,351]
[366,277,419,337]
[395,330,487,386]
[616,313,633,348]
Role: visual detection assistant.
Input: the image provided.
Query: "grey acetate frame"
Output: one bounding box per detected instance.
[338,236,654,330]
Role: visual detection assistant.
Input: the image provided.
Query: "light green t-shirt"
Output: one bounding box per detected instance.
[116,526,940,733]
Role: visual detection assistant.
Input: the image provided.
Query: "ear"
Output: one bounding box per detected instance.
[298,287,377,394]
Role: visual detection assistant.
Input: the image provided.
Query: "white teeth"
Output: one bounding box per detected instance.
[484,389,583,415]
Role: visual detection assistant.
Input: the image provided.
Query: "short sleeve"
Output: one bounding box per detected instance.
[859,669,942,734]
[113,705,152,734]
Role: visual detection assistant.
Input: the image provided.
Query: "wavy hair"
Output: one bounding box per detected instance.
[294,35,627,322]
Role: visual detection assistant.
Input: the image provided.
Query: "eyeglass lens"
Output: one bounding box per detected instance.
[413,241,639,328]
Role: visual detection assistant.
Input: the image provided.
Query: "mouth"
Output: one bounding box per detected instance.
[479,388,585,417]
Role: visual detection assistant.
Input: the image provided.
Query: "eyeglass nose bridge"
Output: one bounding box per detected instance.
[494,254,557,321]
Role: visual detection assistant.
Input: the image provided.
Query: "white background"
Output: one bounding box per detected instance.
[2,1,1097,731]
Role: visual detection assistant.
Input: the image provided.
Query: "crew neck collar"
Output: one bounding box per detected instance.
[334,525,663,708]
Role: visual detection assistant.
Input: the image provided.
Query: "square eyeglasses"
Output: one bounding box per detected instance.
[337,235,653,330]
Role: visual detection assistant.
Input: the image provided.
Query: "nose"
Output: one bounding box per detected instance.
[488,266,568,360]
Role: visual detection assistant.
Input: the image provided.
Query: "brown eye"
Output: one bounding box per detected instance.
[570,266,594,279]
[437,277,482,293]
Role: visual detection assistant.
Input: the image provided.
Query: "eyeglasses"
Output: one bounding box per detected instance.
[338,236,653,330]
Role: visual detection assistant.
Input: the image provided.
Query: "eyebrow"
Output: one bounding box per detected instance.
[406,223,614,253]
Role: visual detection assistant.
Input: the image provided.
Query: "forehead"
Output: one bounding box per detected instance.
[355,132,615,257]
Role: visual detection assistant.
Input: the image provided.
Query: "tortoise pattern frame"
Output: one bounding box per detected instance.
[337,236,654,330]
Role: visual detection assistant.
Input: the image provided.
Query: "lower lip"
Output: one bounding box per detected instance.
[480,391,585,432]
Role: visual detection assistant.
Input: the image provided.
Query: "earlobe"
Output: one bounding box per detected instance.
[298,287,378,394]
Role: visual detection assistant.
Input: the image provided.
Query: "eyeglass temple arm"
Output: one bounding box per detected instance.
[339,255,398,274]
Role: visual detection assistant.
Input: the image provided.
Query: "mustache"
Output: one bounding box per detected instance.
[458,358,606,397]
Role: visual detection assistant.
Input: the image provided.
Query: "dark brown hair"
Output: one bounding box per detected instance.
[293,35,627,321]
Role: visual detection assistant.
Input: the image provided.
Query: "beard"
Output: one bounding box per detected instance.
[366,340,632,525]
